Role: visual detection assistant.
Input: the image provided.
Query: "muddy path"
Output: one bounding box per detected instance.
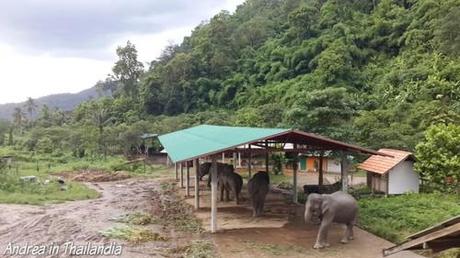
[0,178,182,258]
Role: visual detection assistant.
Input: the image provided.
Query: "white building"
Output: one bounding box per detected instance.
[358,148,419,195]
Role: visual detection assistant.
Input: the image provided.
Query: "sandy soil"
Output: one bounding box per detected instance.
[0,178,177,258]
[182,175,424,258]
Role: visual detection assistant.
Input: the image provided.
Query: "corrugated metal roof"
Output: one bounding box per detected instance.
[358,148,413,174]
[158,125,289,163]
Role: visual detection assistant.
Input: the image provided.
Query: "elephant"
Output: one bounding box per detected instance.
[199,162,243,204]
[247,171,270,217]
[304,191,358,249]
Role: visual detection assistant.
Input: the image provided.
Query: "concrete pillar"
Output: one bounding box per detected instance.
[211,156,218,233]
[180,162,184,188]
[238,152,241,167]
[248,145,252,178]
[233,152,237,168]
[175,163,178,181]
[186,162,190,197]
[293,144,298,203]
[194,159,200,210]
[222,152,225,163]
[341,153,350,192]
[319,152,324,186]
[265,141,269,173]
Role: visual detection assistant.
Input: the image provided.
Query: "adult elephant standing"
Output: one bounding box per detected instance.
[304,191,358,249]
[248,171,270,217]
[199,162,243,204]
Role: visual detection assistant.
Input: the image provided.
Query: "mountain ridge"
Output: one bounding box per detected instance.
[0,87,110,121]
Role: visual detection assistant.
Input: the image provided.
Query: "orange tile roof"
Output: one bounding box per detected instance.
[358,148,414,174]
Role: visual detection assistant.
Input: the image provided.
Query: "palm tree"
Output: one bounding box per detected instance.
[24,97,38,120]
[12,107,25,132]
[92,107,114,157]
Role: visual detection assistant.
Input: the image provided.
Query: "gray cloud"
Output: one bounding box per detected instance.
[0,0,228,59]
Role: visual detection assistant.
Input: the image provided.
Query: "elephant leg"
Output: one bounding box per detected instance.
[220,186,225,201]
[341,223,351,244]
[314,217,332,249]
[235,190,239,205]
[348,223,354,240]
[225,186,230,201]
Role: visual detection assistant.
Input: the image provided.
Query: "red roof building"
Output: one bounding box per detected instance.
[358,149,419,195]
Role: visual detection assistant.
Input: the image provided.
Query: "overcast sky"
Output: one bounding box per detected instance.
[0,0,244,104]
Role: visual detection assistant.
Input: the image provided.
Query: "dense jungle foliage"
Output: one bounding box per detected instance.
[1,0,459,192]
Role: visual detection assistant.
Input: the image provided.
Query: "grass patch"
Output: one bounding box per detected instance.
[152,182,204,233]
[184,240,215,258]
[101,226,168,243]
[113,212,157,225]
[436,248,460,258]
[358,193,460,243]
[0,173,99,205]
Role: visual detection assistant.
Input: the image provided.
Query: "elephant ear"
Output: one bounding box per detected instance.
[321,196,330,215]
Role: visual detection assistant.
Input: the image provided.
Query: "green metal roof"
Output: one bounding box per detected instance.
[158,125,289,163]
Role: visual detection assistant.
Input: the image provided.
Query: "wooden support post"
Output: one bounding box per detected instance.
[180,162,184,188]
[222,152,225,163]
[175,163,178,181]
[293,144,298,203]
[248,145,252,178]
[233,152,237,168]
[341,153,349,192]
[238,152,241,167]
[211,156,218,233]
[194,159,200,210]
[186,162,190,197]
[319,152,324,186]
[265,141,269,173]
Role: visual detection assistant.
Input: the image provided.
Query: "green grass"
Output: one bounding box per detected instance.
[101,226,168,243]
[0,147,170,205]
[183,240,215,258]
[358,193,460,243]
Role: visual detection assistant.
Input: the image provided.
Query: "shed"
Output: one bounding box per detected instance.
[158,125,389,233]
[298,153,341,174]
[358,148,419,195]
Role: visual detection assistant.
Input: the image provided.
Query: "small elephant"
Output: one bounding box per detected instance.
[199,162,243,204]
[304,191,358,249]
[247,171,270,217]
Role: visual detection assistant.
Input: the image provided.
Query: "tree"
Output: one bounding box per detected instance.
[91,106,114,157]
[12,107,26,130]
[434,6,460,56]
[415,124,460,194]
[24,97,38,120]
[111,41,144,98]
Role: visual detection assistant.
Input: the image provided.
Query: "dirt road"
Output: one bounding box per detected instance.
[0,179,176,258]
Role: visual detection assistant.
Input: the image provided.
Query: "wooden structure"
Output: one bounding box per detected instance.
[158,125,389,233]
[358,149,419,195]
[384,215,460,256]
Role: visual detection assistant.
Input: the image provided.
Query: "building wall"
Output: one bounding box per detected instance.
[371,174,387,193]
[327,159,341,173]
[388,161,419,194]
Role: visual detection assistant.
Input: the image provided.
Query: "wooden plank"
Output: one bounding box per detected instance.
[211,156,218,233]
[194,159,200,209]
[407,215,460,240]
[383,223,460,256]
[265,141,269,173]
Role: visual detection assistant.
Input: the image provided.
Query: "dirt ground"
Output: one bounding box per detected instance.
[0,169,424,258]
[0,177,187,258]
[181,175,424,258]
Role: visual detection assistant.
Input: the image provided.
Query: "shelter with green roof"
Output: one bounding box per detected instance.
[158,124,387,233]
